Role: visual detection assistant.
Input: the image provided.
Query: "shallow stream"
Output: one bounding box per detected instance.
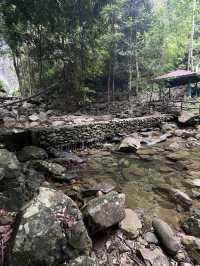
[65,140,200,229]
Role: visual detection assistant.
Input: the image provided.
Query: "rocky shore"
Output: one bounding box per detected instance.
[0,112,200,265]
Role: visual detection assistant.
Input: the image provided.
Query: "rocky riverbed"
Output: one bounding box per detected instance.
[1,120,200,265]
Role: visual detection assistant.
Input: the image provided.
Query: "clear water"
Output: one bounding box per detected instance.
[66,144,200,229]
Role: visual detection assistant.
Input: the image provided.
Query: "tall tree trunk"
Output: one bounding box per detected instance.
[13,54,23,95]
[112,10,116,102]
[128,24,133,101]
[135,47,139,97]
[188,0,196,71]
[107,60,111,110]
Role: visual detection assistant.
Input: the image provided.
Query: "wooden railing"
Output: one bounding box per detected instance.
[148,99,200,114]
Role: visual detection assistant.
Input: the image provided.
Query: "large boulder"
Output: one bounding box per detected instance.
[17,146,48,162]
[83,191,125,234]
[10,187,92,266]
[178,111,199,126]
[119,137,141,152]
[0,149,43,211]
[182,236,200,264]
[152,219,180,256]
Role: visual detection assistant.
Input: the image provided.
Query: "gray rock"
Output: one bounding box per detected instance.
[138,247,169,266]
[178,111,199,126]
[152,219,180,256]
[183,216,200,237]
[92,182,116,194]
[38,111,47,122]
[119,209,142,238]
[3,117,16,127]
[17,146,48,162]
[161,123,177,133]
[67,256,98,266]
[50,149,85,164]
[144,232,159,244]
[52,120,65,127]
[119,137,141,152]
[190,208,200,218]
[182,235,200,264]
[174,250,186,262]
[29,121,39,127]
[29,113,39,122]
[190,179,200,187]
[0,149,43,211]
[81,182,116,197]
[170,189,192,211]
[83,191,125,234]
[0,108,17,120]
[28,160,66,178]
[0,149,20,179]
[10,187,92,266]
[166,150,190,162]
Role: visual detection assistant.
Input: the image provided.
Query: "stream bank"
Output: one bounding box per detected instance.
[0,116,200,266]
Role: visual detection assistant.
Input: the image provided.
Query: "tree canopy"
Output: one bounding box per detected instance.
[1,0,200,103]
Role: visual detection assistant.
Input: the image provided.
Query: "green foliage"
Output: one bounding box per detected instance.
[0,80,6,93]
[1,0,200,103]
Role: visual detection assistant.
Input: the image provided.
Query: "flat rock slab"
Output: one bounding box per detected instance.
[152,218,180,256]
[10,187,92,266]
[83,191,125,234]
[138,247,169,266]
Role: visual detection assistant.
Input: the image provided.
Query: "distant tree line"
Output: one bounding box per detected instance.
[0,0,200,104]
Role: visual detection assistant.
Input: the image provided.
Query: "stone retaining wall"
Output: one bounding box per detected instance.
[31,115,173,150]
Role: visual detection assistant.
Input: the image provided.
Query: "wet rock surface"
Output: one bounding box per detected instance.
[10,187,92,266]
[183,215,200,237]
[0,149,44,211]
[83,191,125,234]
[17,145,48,162]
[152,218,180,256]
[170,189,192,211]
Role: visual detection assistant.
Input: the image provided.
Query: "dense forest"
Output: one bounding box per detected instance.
[0,0,200,102]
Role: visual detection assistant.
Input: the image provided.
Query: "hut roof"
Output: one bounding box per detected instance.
[154,69,200,87]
